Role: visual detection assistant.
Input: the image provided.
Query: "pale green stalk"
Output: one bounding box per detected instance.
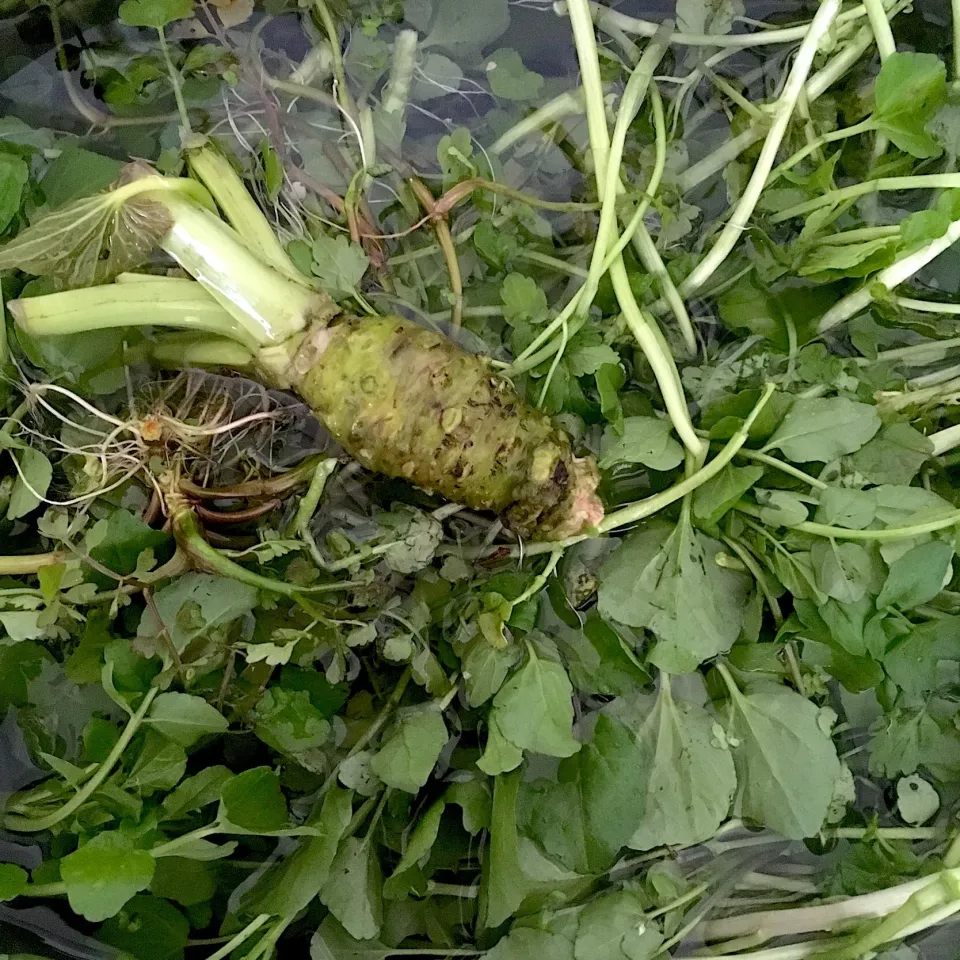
[381,29,418,115]
[187,146,300,280]
[766,117,878,185]
[680,0,842,298]
[895,296,960,314]
[4,688,159,832]
[701,866,960,943]
[818,215,960,332]
[819,225,901,245]
[561,0,871,47]
[931,422,960,456]
[863,0,896,163]
[773,174,960,223]
[566,0,702,452]
[10,279,253,346]
[491,90,585,154]
[955,0,960,79]
[157,27,190,133]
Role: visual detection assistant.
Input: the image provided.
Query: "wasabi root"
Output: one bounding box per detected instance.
[2,157,602,541]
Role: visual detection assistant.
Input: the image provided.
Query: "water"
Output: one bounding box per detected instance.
[0,1,958,957]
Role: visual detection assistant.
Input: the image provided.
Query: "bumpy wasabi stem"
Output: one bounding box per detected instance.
[284,314,603,540]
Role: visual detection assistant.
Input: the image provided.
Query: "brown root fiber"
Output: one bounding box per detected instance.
[289,314,603,540]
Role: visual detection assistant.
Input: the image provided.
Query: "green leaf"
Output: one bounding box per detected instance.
[7,448,52,521]
[462,639,520,706]
[254,687,331,755]
[119,0,193,28]
[518,714,647,874]
[320,838,383,940]
[447,777,491,834]
[219,766,289,832]
[501,272,548,325]
[0,186,174,289]
[873,52,947,158]
[815,488,877,530]
[876,540,954,610]
[480,773,533,929]
[243,785,353,917]
[146,692,229,748]
[598,518,750,673]
[98,895,190,960]
[574,889,663,960]
[369,705,447,794]
[311,233,370,300]
[763,397,881,462]
[726,682,842,839]
[676,0,744,35]
[481,647,579,771]
[311,918,393,960]
[812,540,874,604]
[693,464,764,528]
[488,928,575,960]
[477,714,524,776]
[0,154,29,233]
[0,864,27,902]
[558,615,649,697]
[798,237,899,281]
[423,0,510,53]
[847,423,932,486]
[599,417,684,471]
[40,147,123,210]
[150,856,215,906]
[626,681,737,850]
[61,831,156,922]
[161,766,233,820]
[136,573,257,667]
[487,49,544,100]
[390,798,445,882]
[126,731,187,795]
[410,53,464,101]
[378,507,443,574]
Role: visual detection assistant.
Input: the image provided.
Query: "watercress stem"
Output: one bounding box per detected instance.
[156,28,191,133]
[680,0,842,298]
[4,687,159,832]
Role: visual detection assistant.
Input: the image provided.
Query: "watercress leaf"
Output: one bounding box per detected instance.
[797,237,899,281]
[146,692,229,748]
[98,894,190,960]
[7,448,52,521]
[726,684,842,839]
[219,766,289,832]
[847,423,932,485]
[567,341,620,378]
[598,518,750,673]
[311,233,370,300]
[896,774,940,825]
[869,710,944,777]
[320,837,383,940]
[41,146,124,209]
[474,219,518,269]
[762,397,881,462]
[254,687,331,755]
[0,153,29,233]
[876,540,954,610]
[369,705,447,794]
[462,639,520,707]
[557,615,649,697]
[243,784,353,917]
[61,831,156,922]
[488,928,575,960]
[517,714,647,874]
[574,889,663,960]
[811,540,874,604]
[119,0,193,28]
[501,272,548,325]
[692,464,764,528]
[484,647,579,763]
[479,772,532,929]
[676,0,745,35]
[599,417,683,471]
[815,487,877,530]
[150,857,216,906]
[873,52,947,158]
[0,863,27,901]
[390,798,445,884]
[311,917,393,960]
[160,765,233,820]
[422,0,510,53]
[447,777,492,834]
[410,53,463,101]
[487,49,544,100]
[0,186,173,288]
[136,573,257,667]
[755,489,810,527]
[126,730,187,795]
[626,682,737,850]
